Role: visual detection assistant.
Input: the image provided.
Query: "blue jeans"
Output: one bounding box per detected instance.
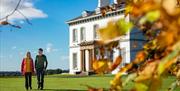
[36,69,44,89]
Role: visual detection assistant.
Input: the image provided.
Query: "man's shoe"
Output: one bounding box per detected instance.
[26,88,28,90]
[38,85,40,90]
[40,88,43,90]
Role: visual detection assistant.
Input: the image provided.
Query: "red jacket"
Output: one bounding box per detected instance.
[21,58,35,75]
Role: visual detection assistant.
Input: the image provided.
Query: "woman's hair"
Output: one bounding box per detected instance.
[26,51,31,58]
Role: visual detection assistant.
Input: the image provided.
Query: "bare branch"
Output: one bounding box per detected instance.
[0,0,22,21]
[17,10,32,25]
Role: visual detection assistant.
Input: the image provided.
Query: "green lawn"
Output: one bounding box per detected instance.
[0,74,180,91]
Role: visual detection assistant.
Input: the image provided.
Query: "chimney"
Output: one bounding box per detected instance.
[97,0,110,7]
[113,0,125,4]
[82,11,89,17]
[96,0,110,14]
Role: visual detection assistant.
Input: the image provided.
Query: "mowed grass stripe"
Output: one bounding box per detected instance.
[0,75,180,91]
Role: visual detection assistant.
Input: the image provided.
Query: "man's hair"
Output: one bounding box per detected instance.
[39,48,43,52]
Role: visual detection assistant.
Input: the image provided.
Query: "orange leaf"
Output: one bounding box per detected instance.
[133,51,146,64]
[110,55,122,71]
[88,87,104,91]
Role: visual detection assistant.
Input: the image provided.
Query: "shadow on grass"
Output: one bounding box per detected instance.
[32,89,87,91]
[46,74,115,78]
[43,88,113,91]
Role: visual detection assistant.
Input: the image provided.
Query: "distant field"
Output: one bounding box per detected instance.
[0,74,180,91]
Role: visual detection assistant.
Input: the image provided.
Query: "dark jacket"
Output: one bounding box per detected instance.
[35,55,48,70]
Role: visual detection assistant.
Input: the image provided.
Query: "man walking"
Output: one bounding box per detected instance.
[35,48,48,90]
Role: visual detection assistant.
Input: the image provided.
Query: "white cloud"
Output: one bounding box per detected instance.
[46,43,53,53]
[0,0,47,22]
[46,43,59,53]
[33,51,37,54]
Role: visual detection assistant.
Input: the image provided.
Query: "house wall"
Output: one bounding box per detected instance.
[69,14,131,74]
[129,27,147,62]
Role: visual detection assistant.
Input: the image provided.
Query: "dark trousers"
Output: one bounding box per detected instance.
[25,72,32,90]
[36,69,45,89]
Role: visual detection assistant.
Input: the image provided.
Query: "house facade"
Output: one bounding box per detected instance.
[67,0,145,74]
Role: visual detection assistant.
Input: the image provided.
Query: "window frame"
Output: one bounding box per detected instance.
[72,29,78,42]
[93,24,99,39]
[80,27,86,41]
[72,53,78,70]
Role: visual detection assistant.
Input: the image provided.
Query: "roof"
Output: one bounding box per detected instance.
[67,11,96,22]
[66,3,125,25]
[79,40,97,46]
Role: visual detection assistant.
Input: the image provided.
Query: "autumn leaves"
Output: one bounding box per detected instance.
[90,0,180,91]
[98,19,133,42]
[92,55,122,74]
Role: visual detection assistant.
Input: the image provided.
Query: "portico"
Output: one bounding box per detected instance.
[79,41,96,72]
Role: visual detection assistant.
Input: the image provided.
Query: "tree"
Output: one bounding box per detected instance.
[0,0,31,30]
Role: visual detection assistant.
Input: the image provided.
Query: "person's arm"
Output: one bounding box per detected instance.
[31,59,35,74]
[21,59,25,75]
[44,55,48,70]
[35,56,37,70]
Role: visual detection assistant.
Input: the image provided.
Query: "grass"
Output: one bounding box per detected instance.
[0,74,180,91]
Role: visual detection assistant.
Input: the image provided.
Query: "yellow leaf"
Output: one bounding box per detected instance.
[98,19,133,42]
[139,10,160,24]
[134,83,148,91]
[92,59,109,74]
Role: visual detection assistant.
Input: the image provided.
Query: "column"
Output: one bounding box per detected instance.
[89,49,92,71]
[85,50,90,71]
[80,50,83,71]
[92,49,95,60]
[81,50,86,72]
[83,50,86,71]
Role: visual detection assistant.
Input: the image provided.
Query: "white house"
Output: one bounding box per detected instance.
[67,0,146,74]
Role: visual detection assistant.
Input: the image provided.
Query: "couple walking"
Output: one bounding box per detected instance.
[21,48,48,90]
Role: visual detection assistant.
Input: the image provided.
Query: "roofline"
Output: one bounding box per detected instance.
[66,8,125,24]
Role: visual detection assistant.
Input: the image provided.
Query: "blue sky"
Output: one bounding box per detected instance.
[0,0,98,71]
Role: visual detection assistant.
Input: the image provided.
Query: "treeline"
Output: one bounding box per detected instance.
[0,69,69,77]
[0,71,21,77]
[45,69,69,75]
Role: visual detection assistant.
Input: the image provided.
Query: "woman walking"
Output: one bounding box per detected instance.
[21,52,35,90]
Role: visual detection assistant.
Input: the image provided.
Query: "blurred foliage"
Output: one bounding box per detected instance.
[89,0,180,91]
